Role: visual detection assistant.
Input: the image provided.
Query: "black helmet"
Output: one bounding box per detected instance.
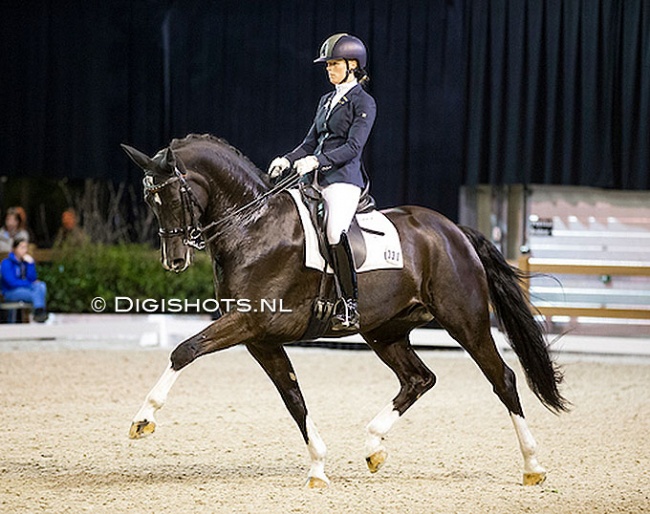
[314,33,368,69]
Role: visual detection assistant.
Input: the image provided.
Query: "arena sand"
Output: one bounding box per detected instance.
[1,344,648,513]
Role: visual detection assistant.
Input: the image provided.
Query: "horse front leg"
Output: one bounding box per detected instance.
[362,332,436,473]
[129,312,255,439]
[129,362,180,438]
[245,342,329,488]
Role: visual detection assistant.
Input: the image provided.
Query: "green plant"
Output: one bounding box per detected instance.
[38,244,215,313]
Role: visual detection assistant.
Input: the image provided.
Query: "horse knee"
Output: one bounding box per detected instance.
[396,371,436,414]
[417,370,437,396]
[170,341,198,371]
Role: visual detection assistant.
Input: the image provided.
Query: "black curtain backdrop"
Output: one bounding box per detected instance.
[465,0,650,189]
[1,1,648,223]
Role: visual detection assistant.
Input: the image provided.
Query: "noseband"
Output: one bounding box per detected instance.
[144,169,206,250]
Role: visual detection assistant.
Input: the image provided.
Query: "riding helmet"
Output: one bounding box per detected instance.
[314,33,368,69]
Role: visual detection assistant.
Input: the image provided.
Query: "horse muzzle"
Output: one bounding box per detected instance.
[161,243,193,273]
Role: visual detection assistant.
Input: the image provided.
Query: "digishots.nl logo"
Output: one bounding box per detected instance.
[90,297,292,314]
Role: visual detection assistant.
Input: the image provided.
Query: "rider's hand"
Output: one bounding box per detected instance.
[268,156,290,178]
[294,155,319,176]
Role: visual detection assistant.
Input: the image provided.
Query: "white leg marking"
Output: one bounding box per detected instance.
[510,413,546,475]
[133,363,181,424]
[306,416,329,485]
[365,402,400,457]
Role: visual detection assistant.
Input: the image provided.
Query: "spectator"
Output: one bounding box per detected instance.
[0,236,48,322]
[0,207,30,252]
[53,208,89,248]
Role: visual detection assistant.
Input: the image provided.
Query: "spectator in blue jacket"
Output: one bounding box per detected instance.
[0,237,48,322]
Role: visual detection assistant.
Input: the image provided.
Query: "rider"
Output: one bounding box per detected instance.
[268,33,376,331]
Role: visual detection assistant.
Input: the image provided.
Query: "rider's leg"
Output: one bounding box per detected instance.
[321,183,361,245]
[321,183,361,330]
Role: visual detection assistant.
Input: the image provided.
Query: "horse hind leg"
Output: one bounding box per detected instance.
[478,348,548,485]
[511,412,547,485]
[361,329,436,474]
[440,309,547,485]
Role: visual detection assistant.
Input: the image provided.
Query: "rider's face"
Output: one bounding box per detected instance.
[326,59,357,85]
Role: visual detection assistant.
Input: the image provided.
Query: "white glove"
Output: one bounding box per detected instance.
[294,155,319,176]
[268,156,290,178]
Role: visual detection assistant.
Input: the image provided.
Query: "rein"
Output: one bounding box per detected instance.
[200,171,302,244]
[145,168,302,249]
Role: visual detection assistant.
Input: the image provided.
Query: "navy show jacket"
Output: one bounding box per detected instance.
[285,84,376,188]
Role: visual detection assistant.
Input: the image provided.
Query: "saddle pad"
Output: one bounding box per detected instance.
[287,188,404,273]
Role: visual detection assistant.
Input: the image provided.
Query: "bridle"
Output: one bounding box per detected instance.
[144,167,302,250]
[143,168,206,250]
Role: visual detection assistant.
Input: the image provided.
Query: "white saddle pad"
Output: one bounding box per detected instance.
[287,189,404,273]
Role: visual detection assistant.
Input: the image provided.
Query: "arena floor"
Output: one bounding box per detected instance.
[1,327,648,513]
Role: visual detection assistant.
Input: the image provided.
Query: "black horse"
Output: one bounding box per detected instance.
[122,134,567,488]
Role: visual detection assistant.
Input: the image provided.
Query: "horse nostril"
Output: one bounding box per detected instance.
[171,258,186,270]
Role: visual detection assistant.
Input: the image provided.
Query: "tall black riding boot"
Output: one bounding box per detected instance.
[329,232,360,331]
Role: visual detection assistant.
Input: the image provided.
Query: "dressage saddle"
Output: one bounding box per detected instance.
[298,181,380,269]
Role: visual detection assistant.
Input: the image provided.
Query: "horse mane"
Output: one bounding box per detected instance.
[170,134,259,173]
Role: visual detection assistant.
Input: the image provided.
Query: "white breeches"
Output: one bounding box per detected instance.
[321,183,361,244]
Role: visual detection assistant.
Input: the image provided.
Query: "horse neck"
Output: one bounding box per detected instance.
[185,154,272,258]
[187,150,269,220]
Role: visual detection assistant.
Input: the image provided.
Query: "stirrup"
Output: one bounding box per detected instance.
[331,299,360,331]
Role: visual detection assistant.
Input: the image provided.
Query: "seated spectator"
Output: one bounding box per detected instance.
[0,207,30,253]
[53,208,89,248]
[0,237,48,323]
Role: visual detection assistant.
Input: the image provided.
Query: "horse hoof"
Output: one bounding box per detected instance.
[523,471,547,486]
[129,420,156,439]
[366,449,387,474]
[306,476,329,489]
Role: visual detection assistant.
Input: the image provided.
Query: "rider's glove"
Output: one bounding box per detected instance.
[268,156,290,178]
[294,155,319,176]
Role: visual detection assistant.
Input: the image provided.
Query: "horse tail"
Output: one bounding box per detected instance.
[459,225,570,413]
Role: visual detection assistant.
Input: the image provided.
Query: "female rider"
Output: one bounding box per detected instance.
[268,33,376,331]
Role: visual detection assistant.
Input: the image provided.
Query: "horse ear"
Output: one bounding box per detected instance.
[121,144,153,171]
[163,147,176,172]
[175,154,189,175]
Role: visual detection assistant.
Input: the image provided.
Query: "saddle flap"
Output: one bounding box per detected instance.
[347,221,367,267]
[287,188,403,274]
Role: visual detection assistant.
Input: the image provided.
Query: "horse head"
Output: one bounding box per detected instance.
[121,143,207,273]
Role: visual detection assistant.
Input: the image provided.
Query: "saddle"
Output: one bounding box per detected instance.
[298,181,378,270]
[290,181,402,341]
[295,182,372,340]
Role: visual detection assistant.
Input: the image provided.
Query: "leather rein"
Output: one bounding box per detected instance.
[144,168,302,249]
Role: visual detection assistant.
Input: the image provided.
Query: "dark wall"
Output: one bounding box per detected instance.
[1,1,648,225]
[465,0,650,190]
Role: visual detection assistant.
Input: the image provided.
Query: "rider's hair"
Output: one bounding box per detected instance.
[354,67,370,88]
